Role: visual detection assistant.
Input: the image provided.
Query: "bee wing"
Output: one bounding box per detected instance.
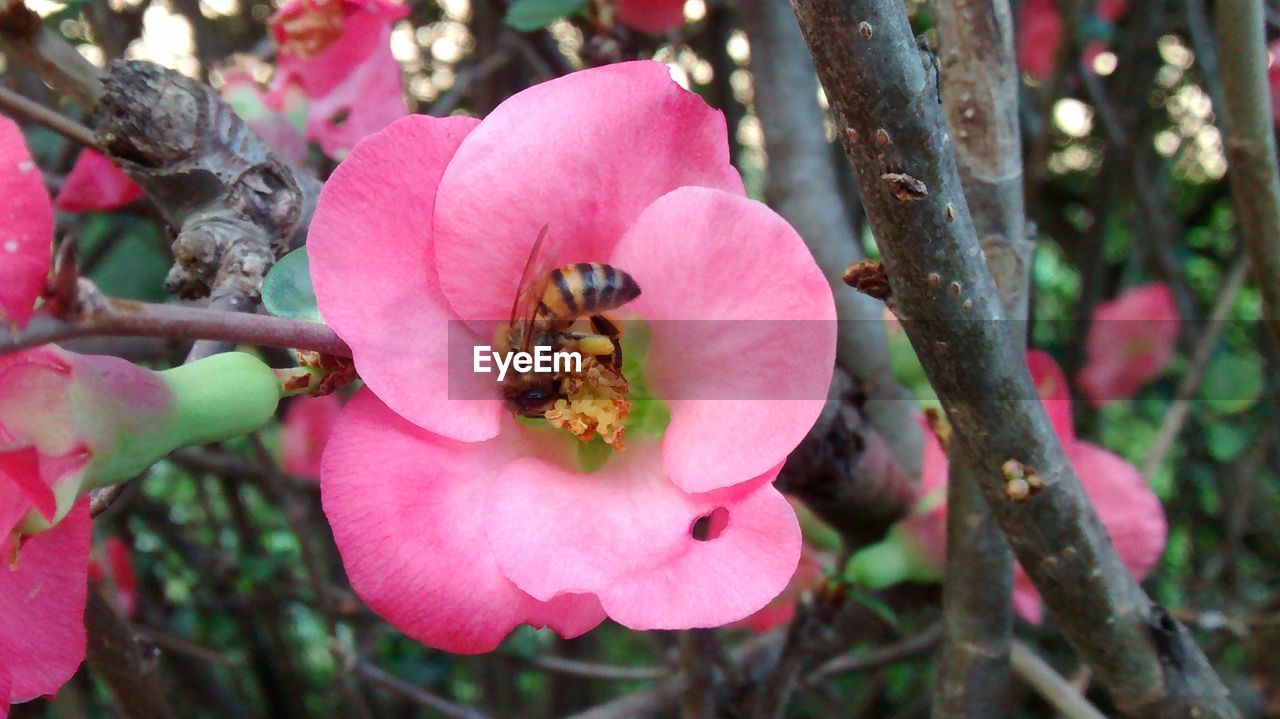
[509,225,558,353]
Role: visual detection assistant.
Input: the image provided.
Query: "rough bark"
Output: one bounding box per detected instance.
[85,588,178,719]
[788,0,1241,717]
[743,0,922,476]
[1216,0,1280,349]
[92,60,320,304]
[930,0,1029,715]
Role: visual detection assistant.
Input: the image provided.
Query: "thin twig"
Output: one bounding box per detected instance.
[1010,641,1108,719]
[1140,256,1251,480]
[0,85,96,146]
[502,653,670,682]
[1,299,350,357]
[1216,0,1280,349]
[338,647,494,719]
[808,622,942,681]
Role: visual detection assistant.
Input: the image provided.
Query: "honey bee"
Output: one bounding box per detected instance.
[500,226,642,417]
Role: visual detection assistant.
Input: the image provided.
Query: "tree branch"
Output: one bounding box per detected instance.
[1215,0,1280,349]
[1010,641,1108,719]
[0,84,96,146]
[0,299,349,357]
[85,588,178,719]
[0,0,104,107]
[930,0,1028,714]
[743,0,921,476]
[788,0,1240,717]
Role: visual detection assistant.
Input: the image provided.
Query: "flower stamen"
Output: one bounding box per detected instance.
[544,355,631,450]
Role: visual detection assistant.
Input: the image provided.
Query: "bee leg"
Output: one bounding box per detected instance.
[589,315,623,369]
[567,333,616,358]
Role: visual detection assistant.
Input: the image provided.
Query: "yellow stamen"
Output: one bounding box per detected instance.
[544,355,632,450]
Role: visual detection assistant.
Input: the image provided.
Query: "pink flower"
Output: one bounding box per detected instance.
[281,394,342,480]
[733,546,827,632]
[0,117,52,330]
[0,500,90,717]
[1078,283,1179,406]
[88,536,138,618]
[309,62,835,652]
[910,351,1166,623]
[616,0,686,34]
[1269,41,1280,124]
[54,149,143,213]
[269,0,408,158]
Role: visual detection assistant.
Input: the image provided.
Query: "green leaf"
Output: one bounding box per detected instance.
[261,247,321,322]
[1198,351,1264,416]
[504,0,587,31]
[1206,422,1250,462]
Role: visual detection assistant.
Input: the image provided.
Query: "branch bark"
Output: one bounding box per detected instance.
[930,0,1029,715]
[743,0,921,476]
[84,588,178,719]
[1215,0,1280,349]
[788,1,1240,717]
[0,0,103,107]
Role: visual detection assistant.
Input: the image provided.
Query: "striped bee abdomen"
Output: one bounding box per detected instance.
[537,263,641,322]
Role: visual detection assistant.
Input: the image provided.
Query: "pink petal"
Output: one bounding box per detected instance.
[616,0,686,34]
[1026,349,1074,444]
[53,149,143,213]
[103,537,138,618]
[485,440,801,630]
[270,0,408,157]
[321,389,604,653]
[281,394,343,480]
[0,500,89,703]
[0,668,9,719]
[1097,0,1128,22]
[733,546,825,632]
[308,115,503,441]
[0,117,52,329]
[609,187,835,493]
[904,418,948,572]
[1013,442,1166,623]
[433,61,744,325]
[1018,0,1062,81]
[1078,283,1180,406]
[1271,41,1280,123]
[0,449,54,528]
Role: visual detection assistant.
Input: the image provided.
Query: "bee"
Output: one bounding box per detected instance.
[500,226,642,417]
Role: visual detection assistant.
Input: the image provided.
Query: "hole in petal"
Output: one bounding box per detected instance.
[690,506,730,541]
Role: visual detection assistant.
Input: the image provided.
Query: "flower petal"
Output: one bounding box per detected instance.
[1078,283,1180,407]
[485,440,800,630]
[1026,349,1074,444]
[321,389,604,653]
[0,117,52,329]
[0,500,89,702]
[54,149,143,213]
[433,61,744,324]
[308,115,503,441]
[616,0,687,34]
[609,187,835,492]
[281,394,343,480]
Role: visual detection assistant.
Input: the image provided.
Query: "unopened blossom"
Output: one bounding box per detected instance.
[0,116,52,329]
[310,61,835,652]
[88,536,138,618]
[909,350,1167,623]
[1270,41,1280,123]
[0,500,89,718]
[616,0,686,34]
[269,0,408,158]
[54,149,143,213]
[1078,283,1179,406]
[281,393,342,480]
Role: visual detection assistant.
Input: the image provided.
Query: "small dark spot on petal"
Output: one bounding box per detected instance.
[690,506,730,541]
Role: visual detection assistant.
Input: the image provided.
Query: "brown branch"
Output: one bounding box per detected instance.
[808,621,942,681]
[788,0,1241,717]
[1216,0,1280,349]
[743,0,921,476]
[85,588,178,719]
[501,653,670,682]
[0,0,104,107]
[0,299,350,357]
[931,0,1028,715]
[0,85,96,146]
[335,645,494,719]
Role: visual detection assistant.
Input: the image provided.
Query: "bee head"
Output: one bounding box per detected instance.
[502,373,560,417]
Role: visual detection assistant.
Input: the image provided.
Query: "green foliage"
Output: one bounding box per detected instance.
[1199,351,1264,416]
[504,0,587,31]
[261,246,322,322]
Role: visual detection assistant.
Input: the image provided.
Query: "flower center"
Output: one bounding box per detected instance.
[543,354,632,450]
[274,0,345,59]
